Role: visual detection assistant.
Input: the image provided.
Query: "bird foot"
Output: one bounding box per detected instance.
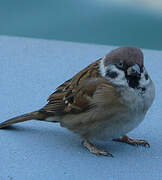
[113,135,150,147]
[83,140,113,157]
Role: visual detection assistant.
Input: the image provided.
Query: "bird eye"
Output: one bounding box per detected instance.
[141,66,144,73]
[116,60,124,69]
[145,73,149,80]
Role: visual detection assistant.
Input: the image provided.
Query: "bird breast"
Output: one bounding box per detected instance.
[60,80,155,141]
[96,80,155,140]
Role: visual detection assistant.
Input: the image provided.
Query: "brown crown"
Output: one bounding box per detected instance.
[104,46,144,67]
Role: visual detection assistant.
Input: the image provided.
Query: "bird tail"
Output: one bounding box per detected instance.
[0,111,47,129]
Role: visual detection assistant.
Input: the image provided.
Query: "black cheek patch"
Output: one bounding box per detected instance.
[106,70,118,78]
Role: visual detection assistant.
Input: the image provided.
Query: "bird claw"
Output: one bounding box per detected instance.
[83,140,113,157]
[113,135,150,148]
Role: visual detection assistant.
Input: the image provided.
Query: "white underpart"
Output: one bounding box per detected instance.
[99,58,128,87]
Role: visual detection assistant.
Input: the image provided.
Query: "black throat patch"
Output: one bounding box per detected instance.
[126,75,140,89]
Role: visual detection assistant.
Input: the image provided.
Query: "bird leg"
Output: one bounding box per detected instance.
[113,135,150,147]
[83,140,113,157]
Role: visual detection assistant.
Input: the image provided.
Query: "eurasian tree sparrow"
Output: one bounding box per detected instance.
[0,46,155,157]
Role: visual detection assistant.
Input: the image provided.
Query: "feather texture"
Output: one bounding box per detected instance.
[41,58,102,115]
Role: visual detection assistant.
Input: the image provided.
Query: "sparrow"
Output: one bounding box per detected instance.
[0,46,155,157]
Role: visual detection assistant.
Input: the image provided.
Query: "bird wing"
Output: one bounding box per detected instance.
[41,59,111,115]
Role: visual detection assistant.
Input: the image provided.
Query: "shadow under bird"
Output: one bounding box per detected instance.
[0,46,155,157]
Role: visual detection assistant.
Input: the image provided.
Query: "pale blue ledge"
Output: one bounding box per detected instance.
[0,36,161,180]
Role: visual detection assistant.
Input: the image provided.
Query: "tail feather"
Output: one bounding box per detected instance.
[0,111,47,129]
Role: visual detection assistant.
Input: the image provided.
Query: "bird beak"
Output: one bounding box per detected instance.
[127,64,141,78]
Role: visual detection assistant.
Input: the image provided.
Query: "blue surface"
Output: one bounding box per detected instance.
[0,36,161,180]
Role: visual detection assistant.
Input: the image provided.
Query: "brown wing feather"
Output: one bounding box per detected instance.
[41,58,106,115]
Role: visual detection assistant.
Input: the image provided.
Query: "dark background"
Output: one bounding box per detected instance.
[0,0,162,50]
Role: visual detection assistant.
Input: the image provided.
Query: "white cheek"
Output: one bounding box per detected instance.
[99,59,128,87]
[106,65,128,86]
[139,69,150,87]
